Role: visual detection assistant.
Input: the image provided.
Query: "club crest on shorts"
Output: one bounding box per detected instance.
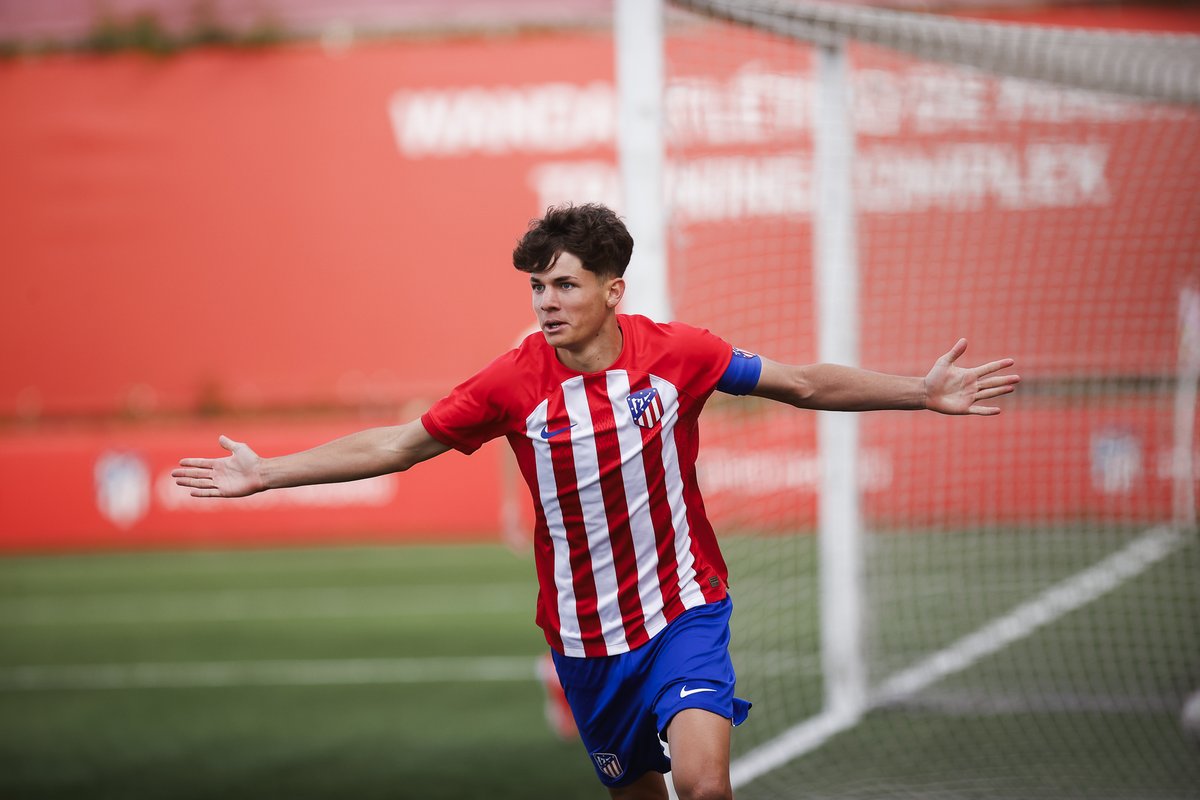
[592,751,624,779]
[627,387,664,429]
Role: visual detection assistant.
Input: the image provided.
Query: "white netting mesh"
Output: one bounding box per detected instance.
[661,3,1200,797]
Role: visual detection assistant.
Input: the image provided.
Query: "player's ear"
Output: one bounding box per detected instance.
[606,277,625,308]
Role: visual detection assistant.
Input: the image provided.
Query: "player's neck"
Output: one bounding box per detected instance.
[555,317,623,374]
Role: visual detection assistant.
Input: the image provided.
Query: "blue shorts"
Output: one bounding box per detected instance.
[551,597,752,788]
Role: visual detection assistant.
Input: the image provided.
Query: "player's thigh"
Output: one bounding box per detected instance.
[665,708,733,800]
[608,770,668,800]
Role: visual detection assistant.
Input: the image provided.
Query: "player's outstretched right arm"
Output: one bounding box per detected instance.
[172,420,450,498]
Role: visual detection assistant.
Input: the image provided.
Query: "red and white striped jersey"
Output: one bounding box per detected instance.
[422,315,737,658]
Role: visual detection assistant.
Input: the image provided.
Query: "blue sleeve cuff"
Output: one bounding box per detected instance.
[717,349,762,395]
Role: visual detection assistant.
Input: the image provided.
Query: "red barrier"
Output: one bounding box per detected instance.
[0,34,615,418]
[3,399,1190,553]
[698,400,1196,530]
[0,420,507,552]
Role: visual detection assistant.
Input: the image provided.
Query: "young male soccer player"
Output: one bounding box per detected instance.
[174,203,1019,800]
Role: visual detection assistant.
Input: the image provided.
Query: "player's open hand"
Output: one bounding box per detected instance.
[924,339,1020,416]
[172,435,266,497]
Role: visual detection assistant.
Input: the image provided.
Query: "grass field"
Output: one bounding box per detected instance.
[721,527,1200,799]
[0,544,602,800]
[2,530,1198,799]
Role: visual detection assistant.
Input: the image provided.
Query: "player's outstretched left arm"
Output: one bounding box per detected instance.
[750,338,1019,415]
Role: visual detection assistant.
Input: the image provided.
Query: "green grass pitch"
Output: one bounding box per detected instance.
[0,544,604,800]
[1,530,1197,799]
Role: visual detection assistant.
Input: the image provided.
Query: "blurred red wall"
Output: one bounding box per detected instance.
[1,34,616,418]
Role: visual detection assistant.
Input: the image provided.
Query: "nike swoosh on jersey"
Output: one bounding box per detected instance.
[540,423,578,439]
[679,685,718,698]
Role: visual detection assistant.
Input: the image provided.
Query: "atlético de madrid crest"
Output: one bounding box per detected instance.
[626,387,664,429]
[592,751,624,779]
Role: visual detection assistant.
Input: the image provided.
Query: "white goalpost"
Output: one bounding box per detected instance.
[616,0,871,724]
[616,6,871,791]
[810,39,866,726]
[614,0,671,324]
[1175,286,1199,529]
[617,2,1200,797]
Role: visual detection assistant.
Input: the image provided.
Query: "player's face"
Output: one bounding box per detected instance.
[530,252,622,351]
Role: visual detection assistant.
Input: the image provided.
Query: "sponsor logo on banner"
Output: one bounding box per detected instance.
[95,452,151,529]
[592,751,624,780]
[627,388,664,430]
[1090,427,1142,494]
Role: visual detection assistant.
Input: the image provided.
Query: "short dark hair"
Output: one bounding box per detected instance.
[512,203,634,278]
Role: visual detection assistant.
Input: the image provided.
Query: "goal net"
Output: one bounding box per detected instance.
[650,2,1200,797]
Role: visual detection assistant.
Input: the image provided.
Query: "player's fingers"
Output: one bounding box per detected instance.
[942,338,969,364]
[189,487,225,498]
[968,404,1002,416]
[974,358,1016,376]
[178,457,215,469]
[171,467,212,480]
[975,385,1016,400]
[218,435,240,452]
[977,374,1020,390]
[175,476,214,490]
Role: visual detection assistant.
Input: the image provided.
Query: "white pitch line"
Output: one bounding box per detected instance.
[0,584,531,626]
[0,651,812,694]
[730,706,861,789]
[0,656,542,691]
[873,525,1187,705]
[730,524,1191,789]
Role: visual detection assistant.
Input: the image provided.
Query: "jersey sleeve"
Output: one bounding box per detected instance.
[421,353,516,455]
[661,321,757,398]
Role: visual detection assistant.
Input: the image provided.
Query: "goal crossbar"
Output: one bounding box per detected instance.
[672,0,1200,106]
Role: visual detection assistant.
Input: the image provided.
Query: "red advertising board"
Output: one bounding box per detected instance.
[0,420,509,551]
[3,400,1192,552]
[698,401,1197,531]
